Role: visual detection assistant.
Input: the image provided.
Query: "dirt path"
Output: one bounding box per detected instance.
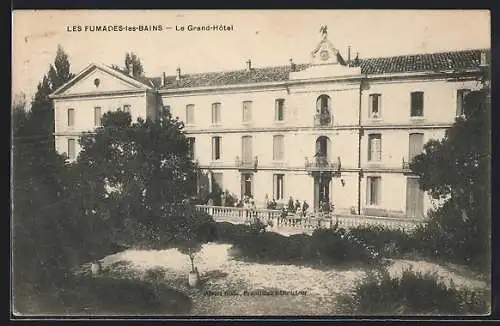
[97,242,488,316]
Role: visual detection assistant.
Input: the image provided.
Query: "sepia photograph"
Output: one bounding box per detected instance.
[11,9,491,317]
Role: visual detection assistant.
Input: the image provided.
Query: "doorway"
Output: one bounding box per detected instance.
[314,174,331,211]
[241,173,254,198]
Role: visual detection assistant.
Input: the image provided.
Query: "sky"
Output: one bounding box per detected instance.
[12,10,490,104]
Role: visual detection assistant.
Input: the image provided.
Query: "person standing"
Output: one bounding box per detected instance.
[302,200,309,217]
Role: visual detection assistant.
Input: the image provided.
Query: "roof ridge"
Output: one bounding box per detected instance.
[145,48,486,80]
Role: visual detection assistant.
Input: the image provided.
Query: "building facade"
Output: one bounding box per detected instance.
[49,33,489,220]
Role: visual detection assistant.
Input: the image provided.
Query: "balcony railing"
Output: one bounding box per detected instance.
[235,155,258,170]
[314,113,334,128]
[305,156,340,172]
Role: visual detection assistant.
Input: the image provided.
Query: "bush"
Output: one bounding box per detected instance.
[14,274,192,315]
[215,222,379,266]
[347,225,413,258]
[350,267,489,315]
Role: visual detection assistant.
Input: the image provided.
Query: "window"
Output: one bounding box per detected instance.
[410,92,424,117]
[315,95,332,126]
[275,99,285,121]
[273,174,284,200]
[67,108,74,127]
[241,136,253,163]
[406,177,424,218]
[273,135,284,161]
[456,89,470,116]
[186,104,195,125]
[123,104,131,114]
[187,137,195,160]
[212,102,221,124]
[94,107,102,126]
[212,136,221,160]
[366,176,381,206]
[408,133,424,162]
[368,134,382,162]
[242,101,252,122]
[369,94,381,118]
[212,173,223,192]
[67,138,76,160]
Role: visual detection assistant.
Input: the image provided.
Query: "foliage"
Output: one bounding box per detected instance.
[410,87,490,272]
[76,110,198,228]
[350,267,489,315]
[214,222,379,266]
[12,46,78,292]
[346,225,413,258]
[14,274,192,315]
[112,52,144,78]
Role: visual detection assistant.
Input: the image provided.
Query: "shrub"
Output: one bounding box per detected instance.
[350,267,489,315]
[216,222,379,266]
[347,225,413,258]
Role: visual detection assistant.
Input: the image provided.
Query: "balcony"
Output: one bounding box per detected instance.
[305,156,340,173]
[402,157,414,174]
[314,113,334,128]
[235,155,258,171]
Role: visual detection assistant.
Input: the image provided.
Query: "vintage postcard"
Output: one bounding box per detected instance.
[11,9,491,317]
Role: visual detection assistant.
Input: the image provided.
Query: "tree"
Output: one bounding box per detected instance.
[75,109,200,244]
[112,52,144,78]
[30,45,75,140]
[410,83,490,269]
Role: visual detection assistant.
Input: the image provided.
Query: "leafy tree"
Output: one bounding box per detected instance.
[410,83,490,269]
[75,109,200,245]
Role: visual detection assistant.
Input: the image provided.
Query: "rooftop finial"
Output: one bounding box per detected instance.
[320,25,328,39]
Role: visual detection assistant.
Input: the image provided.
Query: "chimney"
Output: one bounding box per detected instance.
[128,64,133,77]
[347,46,351,65]
[161,72,166,87]
[246,59,252,71]
[289,58,296,72]
[176,67,181,81]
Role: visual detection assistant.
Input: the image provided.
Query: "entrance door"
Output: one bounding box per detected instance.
[406,177,423,218]
[314,174,331,211]
[241,173,253,198]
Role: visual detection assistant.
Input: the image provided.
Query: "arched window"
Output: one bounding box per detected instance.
[315,95,332,126]
[315,136,331,163]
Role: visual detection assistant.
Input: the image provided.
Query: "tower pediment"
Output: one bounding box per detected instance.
[290,27,362,80]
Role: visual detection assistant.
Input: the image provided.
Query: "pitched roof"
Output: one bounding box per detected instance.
[152,48,487,90]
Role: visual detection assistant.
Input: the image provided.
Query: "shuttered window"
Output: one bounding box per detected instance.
[366,176,381,206]
[186,104,195,124]
[273,135,284,161]
[242,101,252,122]
[408,133,424,162]
[242,136,252,163]
[406,177,424,218]
[212,102,221,124]
[94,107,102,126]
[368,134,382,162]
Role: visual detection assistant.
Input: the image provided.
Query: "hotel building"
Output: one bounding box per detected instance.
[49,32,489,219]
